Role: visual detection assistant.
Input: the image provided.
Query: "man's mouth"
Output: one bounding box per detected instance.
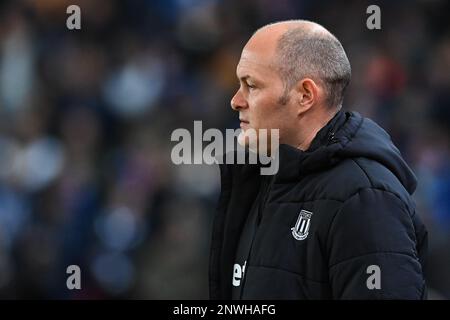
[239,119,249,129]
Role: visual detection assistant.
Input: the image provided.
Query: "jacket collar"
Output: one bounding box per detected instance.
[274,109,355,183]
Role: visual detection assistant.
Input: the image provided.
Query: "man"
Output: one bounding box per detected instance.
[209,20,428,299]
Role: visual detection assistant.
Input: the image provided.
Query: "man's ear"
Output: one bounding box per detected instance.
[295,78,321,116]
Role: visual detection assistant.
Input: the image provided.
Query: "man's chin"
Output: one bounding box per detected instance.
[237,130,248,148]
[237,129,257,148]
[237,129,271,155]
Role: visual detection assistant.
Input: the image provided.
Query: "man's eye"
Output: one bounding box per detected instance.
[247,83,256,89]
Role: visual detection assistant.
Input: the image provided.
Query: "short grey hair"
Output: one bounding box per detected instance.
[273,22,351,108]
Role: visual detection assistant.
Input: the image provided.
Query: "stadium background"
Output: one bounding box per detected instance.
[0,0,449,299]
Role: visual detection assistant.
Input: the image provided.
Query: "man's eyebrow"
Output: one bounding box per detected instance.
[237,75,252,82]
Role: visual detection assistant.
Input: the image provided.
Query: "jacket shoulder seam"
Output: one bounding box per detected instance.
[328,250,418,270]
[324,187,411,256]
[351,158,374,188]
[274,186,405,204]
[249,264,330,284]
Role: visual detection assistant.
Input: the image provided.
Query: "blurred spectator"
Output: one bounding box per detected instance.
[0,0,449,299]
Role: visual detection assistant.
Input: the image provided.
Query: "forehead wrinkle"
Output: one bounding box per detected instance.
[236,51,277,81]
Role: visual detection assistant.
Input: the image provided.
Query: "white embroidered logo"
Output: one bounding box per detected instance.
[291,210,313,241]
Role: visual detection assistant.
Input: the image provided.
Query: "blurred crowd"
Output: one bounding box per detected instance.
[0,0,449,299]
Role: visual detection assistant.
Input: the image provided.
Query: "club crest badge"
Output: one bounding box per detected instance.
[291,210,313,241]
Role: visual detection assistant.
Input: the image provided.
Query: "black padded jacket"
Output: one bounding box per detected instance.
[209,110,428,299]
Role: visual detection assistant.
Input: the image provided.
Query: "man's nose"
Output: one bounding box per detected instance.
[230,89,247,111]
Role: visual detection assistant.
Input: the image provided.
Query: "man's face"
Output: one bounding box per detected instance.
[231,41,297,149]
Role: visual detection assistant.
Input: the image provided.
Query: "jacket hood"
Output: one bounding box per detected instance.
[276,110,417,194]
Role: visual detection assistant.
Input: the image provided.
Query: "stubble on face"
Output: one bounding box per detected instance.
[234,25,300,151]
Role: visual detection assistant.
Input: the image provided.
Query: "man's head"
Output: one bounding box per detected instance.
[231,20,351,150]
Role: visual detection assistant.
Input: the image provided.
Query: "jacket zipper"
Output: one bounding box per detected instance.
[327,131,339,145]
[239,175,274,299]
